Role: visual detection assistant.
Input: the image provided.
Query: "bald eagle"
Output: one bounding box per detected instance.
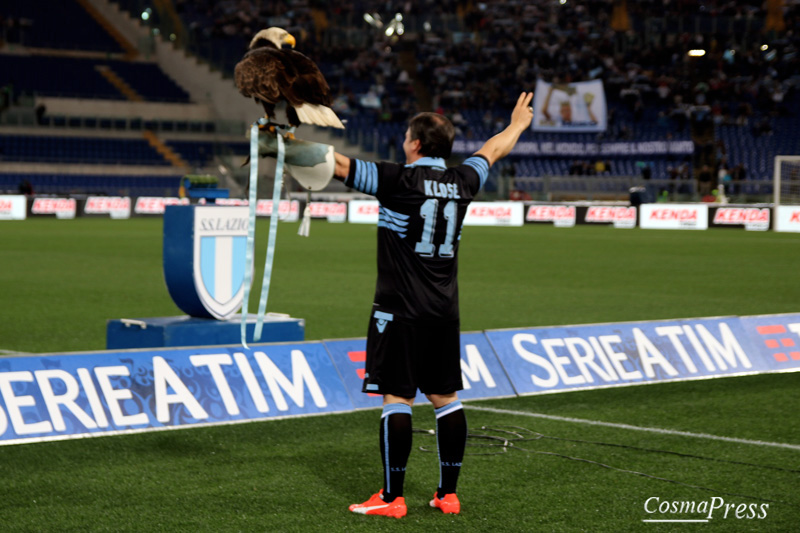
[235,27,344,129]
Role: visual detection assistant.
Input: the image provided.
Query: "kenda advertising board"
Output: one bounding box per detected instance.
[0,195,27,220]
[214,198,301,222]
[254,199,300,221]
[30,197,76,219]
[134,196,190,215]
[709,206,771,231]
[307,201,347,222]
[581,205,637,228]
[486,316,770,395]
[523,204,636,228]
[525,204,576,227]
[84,196,131,219]
[0,343,353,446]
[463,202,524,226]
[348,199,380,224]
[774,205,800,232]
[640,204,708,230]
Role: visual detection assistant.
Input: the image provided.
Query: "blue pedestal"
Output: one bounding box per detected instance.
[106,314,305,349]
[187,188,229,199]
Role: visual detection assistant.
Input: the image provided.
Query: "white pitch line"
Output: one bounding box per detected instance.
[0,349,30,356]
[468,405,800,451]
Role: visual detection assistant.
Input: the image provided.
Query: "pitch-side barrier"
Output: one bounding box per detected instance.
[3,195,800,232]
[1,313,798,446]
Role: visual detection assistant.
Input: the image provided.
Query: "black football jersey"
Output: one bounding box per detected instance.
[345,155,490,322]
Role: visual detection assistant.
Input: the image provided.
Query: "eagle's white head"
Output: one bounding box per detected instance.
[250,27,296,50]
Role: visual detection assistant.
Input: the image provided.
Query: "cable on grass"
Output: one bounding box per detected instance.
[411,425,799,508]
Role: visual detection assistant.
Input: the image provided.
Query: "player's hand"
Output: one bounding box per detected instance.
[510,92,534,131]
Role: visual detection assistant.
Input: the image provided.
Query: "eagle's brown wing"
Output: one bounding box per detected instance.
[234,47,292,106]
[235,46,342,128]
[280,50,333,108]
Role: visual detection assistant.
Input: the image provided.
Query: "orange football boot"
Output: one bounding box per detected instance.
[349,490,407,518]
[430,492,461,514]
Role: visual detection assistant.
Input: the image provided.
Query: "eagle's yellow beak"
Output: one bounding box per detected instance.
[283,33,296,49]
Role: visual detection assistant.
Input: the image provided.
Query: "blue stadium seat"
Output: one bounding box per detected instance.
[0,134,169,165]
[3,0,123,52]
[0,56,190,103]
[0,173,182,196]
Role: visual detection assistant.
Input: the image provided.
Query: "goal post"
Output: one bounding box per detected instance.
[773,155,800,206]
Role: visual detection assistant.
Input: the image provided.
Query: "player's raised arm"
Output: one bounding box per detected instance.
[474,92,534,167]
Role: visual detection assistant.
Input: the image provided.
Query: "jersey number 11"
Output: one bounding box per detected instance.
[415,199,456,258]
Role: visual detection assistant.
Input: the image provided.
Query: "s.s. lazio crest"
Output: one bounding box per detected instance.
[163,205,249,319]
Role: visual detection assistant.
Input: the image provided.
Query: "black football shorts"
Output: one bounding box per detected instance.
[362,309,463,398]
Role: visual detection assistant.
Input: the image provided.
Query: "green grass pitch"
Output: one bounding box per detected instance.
[0,218,799,531]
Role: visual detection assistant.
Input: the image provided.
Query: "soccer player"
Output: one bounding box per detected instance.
[334,92,534,518]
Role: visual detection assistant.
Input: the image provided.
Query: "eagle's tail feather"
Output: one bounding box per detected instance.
[294,104,345,129]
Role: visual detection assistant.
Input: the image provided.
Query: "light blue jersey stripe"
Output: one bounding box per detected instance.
[354,160,363,191]
[378,206,410,237]
[464,156,490,189]
[354,160,379,195]
[379,206,410,225]
[378,220,407,236]
[406,156,447,170]
[365,160,375,195]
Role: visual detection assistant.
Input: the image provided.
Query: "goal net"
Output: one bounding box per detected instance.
[774,155,800,206]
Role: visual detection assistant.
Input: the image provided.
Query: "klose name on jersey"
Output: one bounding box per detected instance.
[424,180,461,199]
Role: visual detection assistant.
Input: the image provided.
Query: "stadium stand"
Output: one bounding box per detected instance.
[0,172,180,197]
[1,0,798,201]
[0,0,239,195]
[165,140,249,168]
[0,134,170,165]
[0,56,190,102]
[154,1,796,192]
[1,0,125,52]
[108,61,190,103]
